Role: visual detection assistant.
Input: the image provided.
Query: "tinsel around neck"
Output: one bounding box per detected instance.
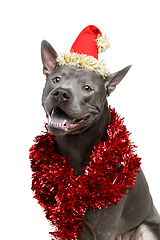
[29,107,141,240]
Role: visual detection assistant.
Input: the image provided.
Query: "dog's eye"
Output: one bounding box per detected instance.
[83,85,91,92]
[53,77,61,83]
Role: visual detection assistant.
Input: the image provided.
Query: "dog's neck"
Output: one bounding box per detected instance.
[55,105,110,175]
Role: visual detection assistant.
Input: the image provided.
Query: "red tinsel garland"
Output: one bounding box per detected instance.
[29,107,141,240]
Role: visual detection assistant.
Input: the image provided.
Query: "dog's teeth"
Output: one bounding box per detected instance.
[50,119,67,127]
[71,119,76,124]
[51,109,56,116]
[48,115,51,123]
[62,120,67,126]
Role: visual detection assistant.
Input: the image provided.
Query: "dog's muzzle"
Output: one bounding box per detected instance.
[46,88,91,132]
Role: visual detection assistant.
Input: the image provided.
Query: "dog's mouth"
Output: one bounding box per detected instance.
[47,107,91,132]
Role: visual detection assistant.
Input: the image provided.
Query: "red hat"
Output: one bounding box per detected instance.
[70,25,102,59]
[56,25,110,78]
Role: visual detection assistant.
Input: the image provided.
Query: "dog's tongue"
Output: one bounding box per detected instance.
[51,108,72,125]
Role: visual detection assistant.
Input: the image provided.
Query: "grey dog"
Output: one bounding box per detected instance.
[41,40,160,240]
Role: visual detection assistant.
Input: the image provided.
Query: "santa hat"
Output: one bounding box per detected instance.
[56,25,110,78]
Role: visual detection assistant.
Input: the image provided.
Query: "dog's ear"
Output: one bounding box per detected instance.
[41,40,57,77]
[104,65,132,96]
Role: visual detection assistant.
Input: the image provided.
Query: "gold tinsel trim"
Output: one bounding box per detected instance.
[96,34,110,53]
[56,52,110,78]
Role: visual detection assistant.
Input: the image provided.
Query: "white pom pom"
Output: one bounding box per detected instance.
[96,34,110,53]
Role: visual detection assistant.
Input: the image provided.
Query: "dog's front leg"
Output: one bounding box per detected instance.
[78,196,127,240]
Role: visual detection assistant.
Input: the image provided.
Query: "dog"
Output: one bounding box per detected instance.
[41,40,160,240]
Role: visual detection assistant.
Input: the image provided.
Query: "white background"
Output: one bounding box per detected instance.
[0,0,160,239]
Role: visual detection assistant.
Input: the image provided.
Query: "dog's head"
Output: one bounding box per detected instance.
[41,40,131,136]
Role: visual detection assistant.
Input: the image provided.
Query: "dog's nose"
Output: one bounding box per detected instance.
[53,88,71,103]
